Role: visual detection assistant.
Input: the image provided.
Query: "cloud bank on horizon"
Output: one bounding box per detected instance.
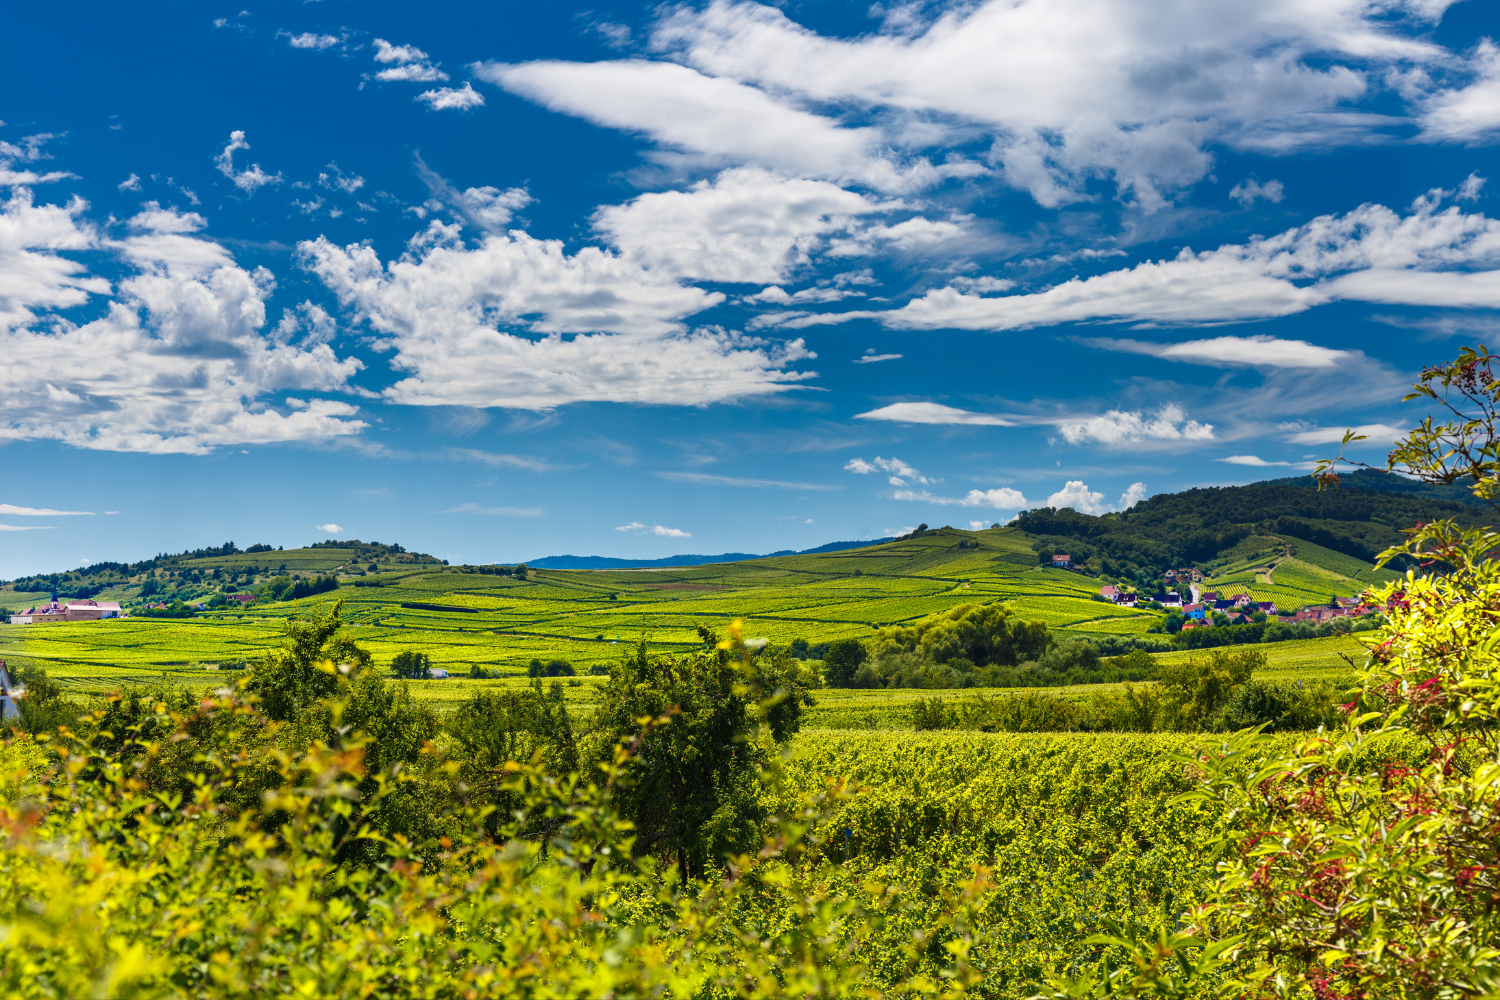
[0,0,1497,572]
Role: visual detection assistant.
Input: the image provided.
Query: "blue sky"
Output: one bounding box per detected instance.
[2,0,1499,576]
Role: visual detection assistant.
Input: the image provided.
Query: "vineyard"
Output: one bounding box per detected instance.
[1199,532,1402,610]
[0,524,1386,712]
[2,526,1168,684]
[0,520,1444,996]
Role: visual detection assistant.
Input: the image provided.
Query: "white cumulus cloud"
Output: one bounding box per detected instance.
[1418,39,1500,142]
[893,486,1028,509]
[1056,404,1214,446]
[284,32,343,50]
[1229,178,1285,206]
[418,83,485,110]
[214,131,282,194]
[0,194,366,454]
[301,226,815,410]
[1040,480,1149,515]
[473,0,1483,212]
[844,455,932,485]
[315,523,344,533]
[372,38,448,82]
[594,167,897,284]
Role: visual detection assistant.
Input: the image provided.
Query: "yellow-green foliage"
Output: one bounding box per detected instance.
[1043,348,1500,998]
[767,728,1416,993]
[0,694,994,998]
[869,603,1051,666]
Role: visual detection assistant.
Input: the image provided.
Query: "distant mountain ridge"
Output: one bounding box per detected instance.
[527,537,896,570]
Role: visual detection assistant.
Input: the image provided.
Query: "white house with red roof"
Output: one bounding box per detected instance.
[11,598,124,624]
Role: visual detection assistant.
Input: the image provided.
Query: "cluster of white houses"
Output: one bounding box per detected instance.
[10,598,125,624]
[1099,583,1373,627]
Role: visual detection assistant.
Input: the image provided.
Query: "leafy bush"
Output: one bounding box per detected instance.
[139,600,195,618]
[1210,677,1342,733]
[391,650,432,679]
[247,600,371,720]
[585,623,813,880]
[822,639,867,686]
[910,696,953,730]
[871,603,1052,670]
[1043,347,1500,997]
[527,657,575,677]
[0,691,989,997]
[10,665,79,736]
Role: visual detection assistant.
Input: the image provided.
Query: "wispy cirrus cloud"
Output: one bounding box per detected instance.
[616,521,691,537]
[893,486,1028,509]
[654,471,841,491]
[1215,455,1313,468]
[444,448,563,472]
[0,503,93,516]
[441,502,544,517]
[1282,423,1407,446]
[855,402,1013,426]
[1083,335,1350,369]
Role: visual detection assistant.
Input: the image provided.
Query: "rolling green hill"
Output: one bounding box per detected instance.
[3,471,1451,702]
[1012,476,1491,590]
[0,518,1390,709]
[2,526,1162,687]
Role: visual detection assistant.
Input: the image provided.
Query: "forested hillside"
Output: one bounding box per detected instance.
[1015,472,1492,588]
[1,540,438,604]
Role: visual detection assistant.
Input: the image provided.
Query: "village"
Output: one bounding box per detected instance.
[1050,552,1377,630]
[8,596,126,624]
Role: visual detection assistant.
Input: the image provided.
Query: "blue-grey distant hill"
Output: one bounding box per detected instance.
[527,537,896,570]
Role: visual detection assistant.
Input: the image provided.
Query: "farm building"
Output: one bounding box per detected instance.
[10,598,125,624]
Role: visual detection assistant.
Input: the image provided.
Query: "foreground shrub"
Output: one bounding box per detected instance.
[0,688,994,998]
[1043,347,1500,998]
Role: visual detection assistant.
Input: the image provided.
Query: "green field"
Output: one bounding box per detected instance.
[0,525,1375,723]
[1200,532,1402,611]
[2,527,1168,684]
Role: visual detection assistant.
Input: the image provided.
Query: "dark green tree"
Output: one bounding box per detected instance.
[823,639,867,687]
[528,658,575,677]
[587,624,808,882]
[247,599,371,721]
[391,650,432,679]
[10,664,78,735]
[448,680,579,835]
